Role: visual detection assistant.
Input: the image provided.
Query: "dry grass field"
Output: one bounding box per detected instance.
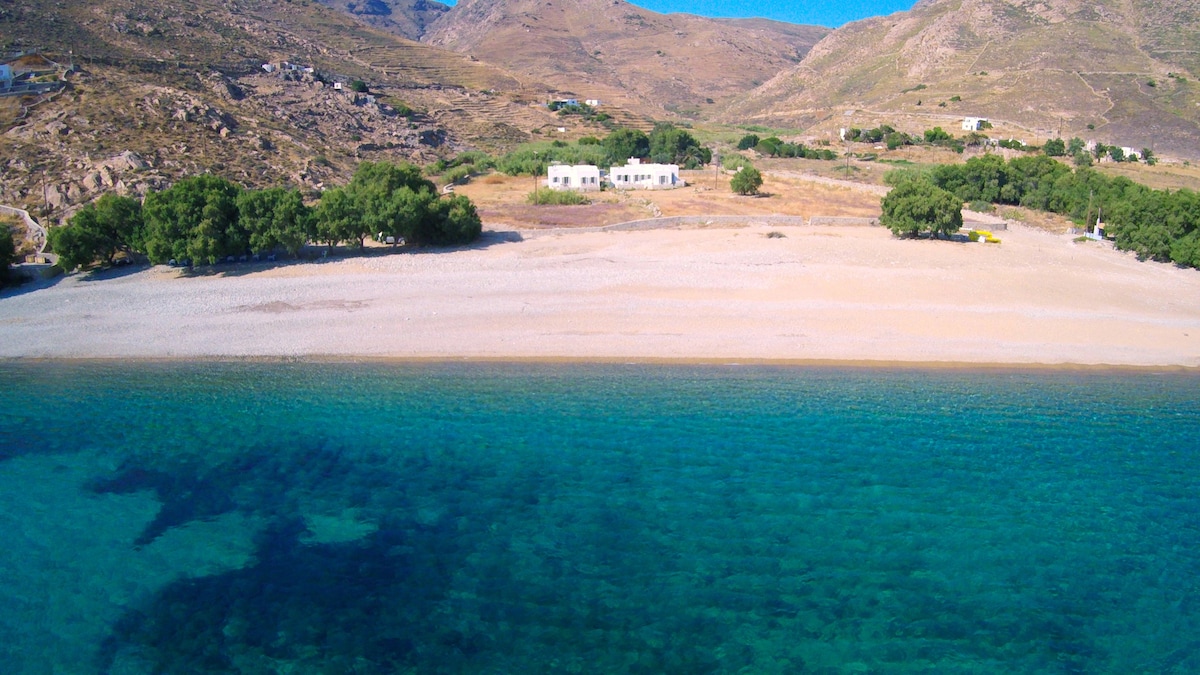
[452,170,884,230]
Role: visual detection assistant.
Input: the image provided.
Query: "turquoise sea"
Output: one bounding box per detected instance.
[1,362,1199,674]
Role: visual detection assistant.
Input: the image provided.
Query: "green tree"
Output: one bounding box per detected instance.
[602,128,650,164]
[1067,137,1086,155]
[885,131,909,150]
[237,187,313,256]
[48,194,144,270]
[347,161,439,246]
[1141,148,1157,165]
[755,137,782,157]
[730,167,763,195]
[314,161,482,249]
[1108,146,1126,162]
[1043,138,1066,156]
[648,123,711,168]
[313,186,361,248]
[924,127,952,143]
[413,194,482,246]
[0,221,15,287]
[142,175,243,265]
[881,179,963,238]
[736,134,760,151]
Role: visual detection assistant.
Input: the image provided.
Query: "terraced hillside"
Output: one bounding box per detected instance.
[724,0,1200,159]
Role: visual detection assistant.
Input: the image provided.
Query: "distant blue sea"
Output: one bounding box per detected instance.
[1,362,1199,674]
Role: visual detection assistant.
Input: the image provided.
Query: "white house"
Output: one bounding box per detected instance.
[0,64,12,87]
[547,164,602,191]
[584,99,602,106]
[609,158,682,190]
[962,117,990,131]
[1121,146,1140,159]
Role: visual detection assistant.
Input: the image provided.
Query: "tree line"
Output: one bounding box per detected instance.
[492,123,713,176]
[736,134,838,160]
[49,161,482,270]
[886,154,1200,267]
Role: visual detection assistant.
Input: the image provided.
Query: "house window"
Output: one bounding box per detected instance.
[659,175,667,184]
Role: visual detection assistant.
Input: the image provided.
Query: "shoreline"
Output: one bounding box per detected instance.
[3,223,1199,368]
[4,354,1200,375]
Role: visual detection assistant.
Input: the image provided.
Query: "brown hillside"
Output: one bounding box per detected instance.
[421,0,830,118]
[311,0,450,41]
[0,0,598,220]
[723,0,1200,159]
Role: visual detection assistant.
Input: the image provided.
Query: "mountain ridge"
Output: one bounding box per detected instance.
[419,0,830,116]
[722,0,1200,157]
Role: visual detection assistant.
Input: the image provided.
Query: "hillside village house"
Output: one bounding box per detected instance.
[962,117,990,131]
[0,65,12,88]
[610,158,682,190]
[547,164,602,191]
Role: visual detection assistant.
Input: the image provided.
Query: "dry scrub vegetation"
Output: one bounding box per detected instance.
[452,170,883,230]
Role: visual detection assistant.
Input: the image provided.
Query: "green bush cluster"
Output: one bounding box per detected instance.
[753,136,838,160]
[926,154,1200,266]
[527,189,590,205]
[48,162,483,270]
[426,151,495,179]
[496,124,713,176]
[722,155,755,171]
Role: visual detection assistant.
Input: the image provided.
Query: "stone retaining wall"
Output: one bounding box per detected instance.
[0,204,48,258]
[807,216,879,227]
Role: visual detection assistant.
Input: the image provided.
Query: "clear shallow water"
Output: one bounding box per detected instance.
[1,362,1199,674]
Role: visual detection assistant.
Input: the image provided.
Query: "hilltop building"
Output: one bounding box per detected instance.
[547,164,602,191]
[609,158,682,190]
[962,117,990,131]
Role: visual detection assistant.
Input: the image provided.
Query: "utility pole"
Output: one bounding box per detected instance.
[533,152,538,201]
[713,152,719,189]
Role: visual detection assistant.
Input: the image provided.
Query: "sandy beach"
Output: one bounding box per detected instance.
[2,222,1199,366]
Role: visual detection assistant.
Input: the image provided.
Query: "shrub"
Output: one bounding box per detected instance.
[730,167,763,195]
[736,134,760,151]
[442,165,472,185]
[722,155,754,171]
[527,189,589,205]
